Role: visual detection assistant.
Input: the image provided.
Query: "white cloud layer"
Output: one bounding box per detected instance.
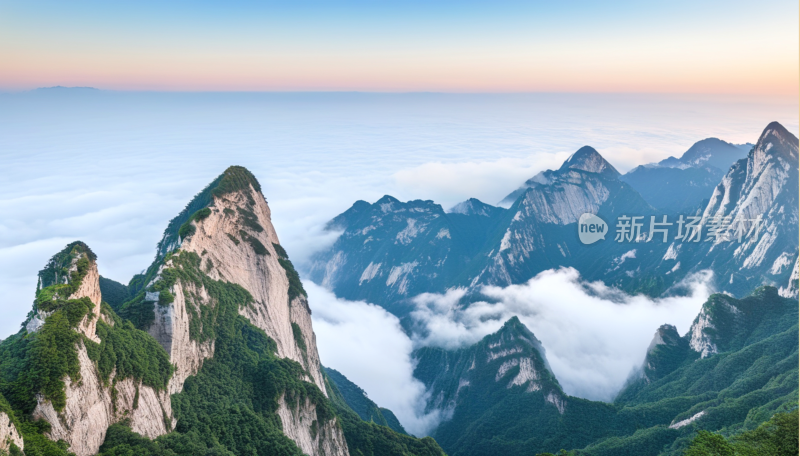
[409,267,713,402]
[306,282,445,436]
[1,93,794,341]
[307,268,712,436]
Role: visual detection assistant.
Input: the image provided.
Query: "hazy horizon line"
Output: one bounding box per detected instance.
[2,87,798,98]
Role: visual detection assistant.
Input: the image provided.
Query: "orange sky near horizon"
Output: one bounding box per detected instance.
[1,1,798,94]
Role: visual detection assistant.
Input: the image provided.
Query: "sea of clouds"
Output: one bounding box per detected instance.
[0,90,796,435]
[307,269,713,435]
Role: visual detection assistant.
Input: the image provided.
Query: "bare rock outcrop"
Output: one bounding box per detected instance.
[71,259,103,343]
[0,411,23,453]
[179,184,327,392]
[277,394,349,456]
[33,344,172,456]
[146,278,215,395]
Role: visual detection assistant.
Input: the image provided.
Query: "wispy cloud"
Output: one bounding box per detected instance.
[306,282,445,436]
[409,268,713,402]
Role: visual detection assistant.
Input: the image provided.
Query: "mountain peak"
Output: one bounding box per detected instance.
[764,120,792,136]
[27,240,103,341]
[215,165,262,195]
[750,121,799,177]
[488,317,545,354]
[157,166,264,259]
[449,198,500,217]
[37,241,97,289]
[646,324,682,353]
[376,194,400,205]
[559,146,620,176]
[758,121,798,153]
[676,138,746,170]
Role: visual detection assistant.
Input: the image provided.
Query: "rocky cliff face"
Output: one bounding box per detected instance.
[146,275,215,395]
[33,343,172,456]
[677,121,800,296]
[0,411,23,453]
[30,253,173,456]
[779,256,799,298]
[277,394,350,456]
[141,167,346,455]
[459,146,654,289]
[154,173,327,393]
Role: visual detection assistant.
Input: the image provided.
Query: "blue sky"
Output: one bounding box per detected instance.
[1,0,797,92]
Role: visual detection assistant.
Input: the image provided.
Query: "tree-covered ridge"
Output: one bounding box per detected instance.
[581,286,799,456]
[684,408,798,456]
[413,288,797,456]
[324,366,407,434]
[36,241,96,290]
[272,243,307,304]
[99,249,330,455]
[1,242,98,414]
[323,369,446,456]
[0,242,175,456]
[417,317,620,456]
[95,243,445,456]
[156,165,263,260]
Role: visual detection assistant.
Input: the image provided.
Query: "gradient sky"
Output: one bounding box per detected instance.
[1,0,798,93]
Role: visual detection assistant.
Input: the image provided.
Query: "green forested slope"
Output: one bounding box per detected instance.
[0,238,446,456]
[416,288,797,456]
[324,367,407,434]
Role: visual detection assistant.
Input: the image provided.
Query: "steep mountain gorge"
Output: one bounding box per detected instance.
[0,167,443,456]
[322,371,446,456]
